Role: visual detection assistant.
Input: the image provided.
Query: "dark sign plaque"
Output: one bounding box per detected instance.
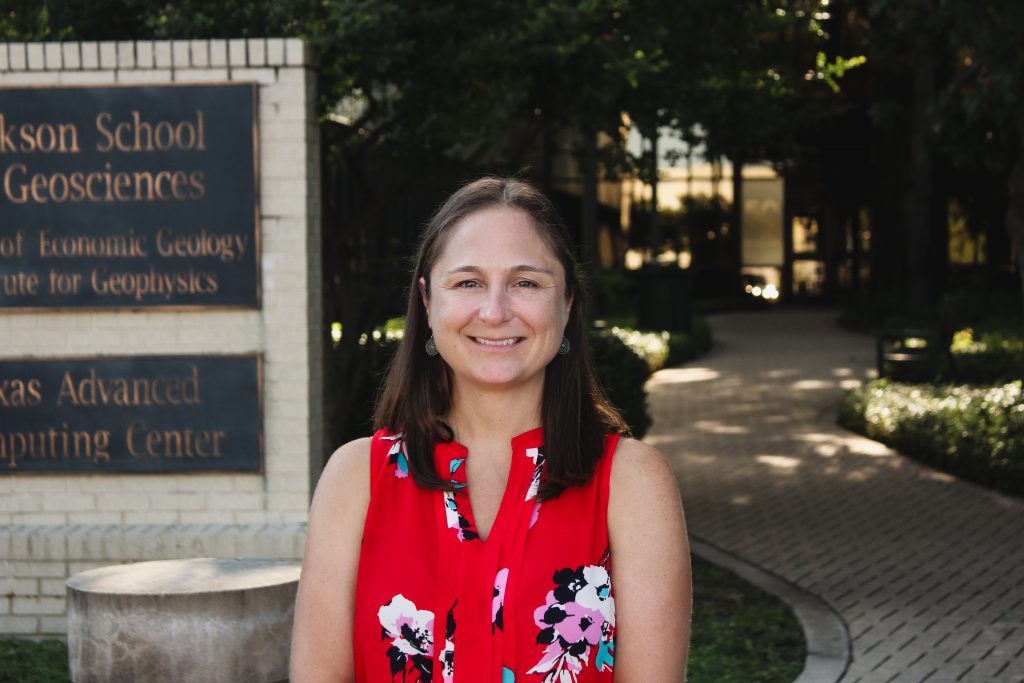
[0,355,262,474]
[0,83,258,309]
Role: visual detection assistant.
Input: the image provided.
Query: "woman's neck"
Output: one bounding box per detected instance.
[447,380,543,449]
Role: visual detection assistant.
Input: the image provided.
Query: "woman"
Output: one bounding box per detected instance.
[291,177,690,682]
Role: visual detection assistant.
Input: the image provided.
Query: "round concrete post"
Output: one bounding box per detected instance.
[66,558,301,683]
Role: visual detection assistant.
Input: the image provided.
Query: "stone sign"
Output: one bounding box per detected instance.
[0,355,262,473]
[0,82,258,308]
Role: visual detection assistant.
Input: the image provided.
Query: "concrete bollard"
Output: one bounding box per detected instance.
[66,558,301,683]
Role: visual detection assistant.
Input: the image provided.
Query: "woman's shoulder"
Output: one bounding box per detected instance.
[610,436,674,478]
[607,437,680,513]
[315,436,374,507]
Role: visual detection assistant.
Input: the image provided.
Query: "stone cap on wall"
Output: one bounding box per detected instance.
[0,38,313,72]
[1,523,307,563]
[67,557,300,594]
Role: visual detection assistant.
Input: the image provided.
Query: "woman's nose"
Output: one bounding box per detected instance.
[478,288,511,324]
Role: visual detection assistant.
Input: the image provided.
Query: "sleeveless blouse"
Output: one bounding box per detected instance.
[354,428,619,683]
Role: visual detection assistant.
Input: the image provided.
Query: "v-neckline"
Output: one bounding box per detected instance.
[435,428,543,544]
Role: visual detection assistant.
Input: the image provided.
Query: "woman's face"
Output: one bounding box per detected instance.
[421,205,572,396]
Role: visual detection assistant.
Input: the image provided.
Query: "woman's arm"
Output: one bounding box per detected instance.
[608,437,692,682]
[290,437,372,683]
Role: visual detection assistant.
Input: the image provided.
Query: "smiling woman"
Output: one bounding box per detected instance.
[420,206,572,399]
[291,177,691,683]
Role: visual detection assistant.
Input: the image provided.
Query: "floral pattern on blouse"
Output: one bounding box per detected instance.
[524,446,545,528]
[440,601,456,683]
[443,457,478,541]
[382,434,409,478]
[492,567,509,632]
[527,562,616,682]
[378,593,434,681]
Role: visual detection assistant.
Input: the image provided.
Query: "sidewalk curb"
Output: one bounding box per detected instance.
[691,536,851,683]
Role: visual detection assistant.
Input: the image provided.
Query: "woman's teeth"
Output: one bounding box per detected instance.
[474,338,519,346]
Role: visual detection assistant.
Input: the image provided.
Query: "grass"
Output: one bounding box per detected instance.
[1,557,805,683]
[0,639,68,683]
[689,556,806,683]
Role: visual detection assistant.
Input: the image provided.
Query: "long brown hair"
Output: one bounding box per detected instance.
[374,177,628,500]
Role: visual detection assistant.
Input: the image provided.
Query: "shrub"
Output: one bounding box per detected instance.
[950,328,1024,383]
[588,330,654,438]
[669,316,713,366]
[605,317,713,373]
[838,379,1024,496]
[606,327,672,372]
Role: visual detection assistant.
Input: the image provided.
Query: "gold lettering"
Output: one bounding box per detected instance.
[0,271,39,296]
[29,173,48,203]
[3,163,28,204]
[54,368,203,407]
[0,423,110,469]
[128,422,224,459]
[0,230,25,258]
[126,421,145,457]
[0,378,43,407]
[95,113,114,152]
[56,371,79,406]
[0,115,78,154]
[189,170,205,199]
[19,124,36,153]
[182,366,200,404]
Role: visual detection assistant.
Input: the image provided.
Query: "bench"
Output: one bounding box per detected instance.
[875,294,964,381]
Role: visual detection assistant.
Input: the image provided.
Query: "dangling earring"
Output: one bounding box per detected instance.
[558,336,570,355]
[425,336,439,357]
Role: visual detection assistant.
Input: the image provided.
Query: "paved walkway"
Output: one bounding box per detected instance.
[647,309,1024,683]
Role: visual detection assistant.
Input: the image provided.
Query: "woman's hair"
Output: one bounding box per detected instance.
[374,176,628,500]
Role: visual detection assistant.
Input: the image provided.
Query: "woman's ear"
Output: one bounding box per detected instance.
[419,277,430,323]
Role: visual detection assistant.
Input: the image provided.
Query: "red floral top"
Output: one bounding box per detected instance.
[353,428,619,683]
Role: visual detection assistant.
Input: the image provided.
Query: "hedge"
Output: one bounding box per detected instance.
[838,379,1024,496]
[605,318,713,373]
[335,318,713,442]
[588,329,653,437]
[949,328,1024,384]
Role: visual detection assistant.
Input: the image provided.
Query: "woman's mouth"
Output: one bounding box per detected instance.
[472,337,522,347]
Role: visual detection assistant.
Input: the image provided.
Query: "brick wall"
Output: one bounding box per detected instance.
[0,39,320,637]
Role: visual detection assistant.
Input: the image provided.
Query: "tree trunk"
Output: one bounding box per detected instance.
[904,46,938,307]
[731,154,745,293]
[580,130,599,311]
[649,132,661,255]
[1007,108,1024,353]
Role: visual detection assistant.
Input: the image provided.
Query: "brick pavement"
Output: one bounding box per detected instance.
[647,309,1024,683]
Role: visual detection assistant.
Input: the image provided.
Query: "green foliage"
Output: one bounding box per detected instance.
[605,327,672,372]
[604,319,712,373]
[839,379,1024,496]
[592,269,636,320]
[950,328,1024,383]
[0,1,315,42]
[333,326,403,445]
[587,329,653,438]
[0,639,67,683]
[669,316,713,366]
[688,557,806,683]
[814,51,867,93]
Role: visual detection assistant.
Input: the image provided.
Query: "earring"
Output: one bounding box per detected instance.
[558,336,570,355]
[425,336,439,357]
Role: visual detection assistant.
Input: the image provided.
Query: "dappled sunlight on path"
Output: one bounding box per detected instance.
[649,309,1024,682]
